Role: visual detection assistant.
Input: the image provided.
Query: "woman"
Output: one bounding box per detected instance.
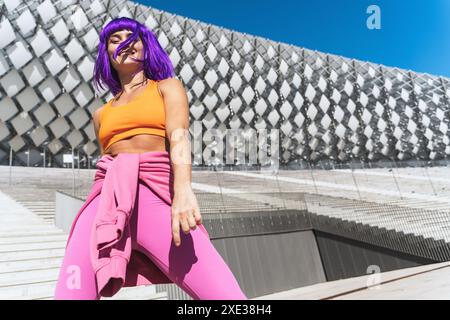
[54,17,247,300]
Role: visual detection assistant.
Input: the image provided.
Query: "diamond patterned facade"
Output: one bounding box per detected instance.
[1,0,450,168]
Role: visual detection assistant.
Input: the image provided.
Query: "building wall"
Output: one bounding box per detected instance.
[314,230,435,282]
[1,0,449,168]
[156,230,326,299]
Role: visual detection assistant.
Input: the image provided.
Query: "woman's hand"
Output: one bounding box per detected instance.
[171,185,203,247]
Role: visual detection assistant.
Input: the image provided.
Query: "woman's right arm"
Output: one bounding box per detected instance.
[93,108,104,155]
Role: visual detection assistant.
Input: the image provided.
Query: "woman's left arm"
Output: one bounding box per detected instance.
[159,77,203,247]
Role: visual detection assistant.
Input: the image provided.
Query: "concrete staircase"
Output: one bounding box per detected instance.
[304,193,450,244]
[0,188,167,300]
[2,198,56,225]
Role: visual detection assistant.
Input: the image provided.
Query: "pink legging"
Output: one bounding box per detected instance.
[54,182,247,300]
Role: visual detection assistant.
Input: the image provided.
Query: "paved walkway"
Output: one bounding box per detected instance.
[252,261,450,299]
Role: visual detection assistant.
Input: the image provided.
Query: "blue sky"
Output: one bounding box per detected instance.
[136,0,450,78]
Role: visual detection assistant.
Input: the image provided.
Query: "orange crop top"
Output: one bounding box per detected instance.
[98,79,166,153]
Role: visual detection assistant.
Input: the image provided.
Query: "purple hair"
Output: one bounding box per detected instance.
[93,17,175,96]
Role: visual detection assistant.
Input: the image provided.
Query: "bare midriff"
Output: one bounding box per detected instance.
[102,133,170,158]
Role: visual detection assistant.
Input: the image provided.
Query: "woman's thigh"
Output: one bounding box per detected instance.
[54,194,100,300]
[132,183,247,300]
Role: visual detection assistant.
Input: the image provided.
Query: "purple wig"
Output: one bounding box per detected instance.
[93,17,175,97]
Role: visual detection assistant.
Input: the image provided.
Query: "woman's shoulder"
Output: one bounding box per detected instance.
[156,77,186,96]
[157,77,182,86]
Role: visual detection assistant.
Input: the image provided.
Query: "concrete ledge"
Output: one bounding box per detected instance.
[252,261,450,300]
[54,191,84,233]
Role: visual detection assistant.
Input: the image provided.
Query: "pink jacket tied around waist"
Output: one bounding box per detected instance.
[65,151,210,297]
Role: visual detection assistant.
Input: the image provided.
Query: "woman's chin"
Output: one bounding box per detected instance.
[118,58,140,65]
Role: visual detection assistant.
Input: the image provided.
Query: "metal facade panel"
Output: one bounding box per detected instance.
[1,1,449,167]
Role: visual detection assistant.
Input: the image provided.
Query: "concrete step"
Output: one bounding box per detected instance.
[147,292,168,300]
[0,248,65,262]
[0,228,69,244]
[18,202,55,205]
[0,241,66,253]
[18,201,55,204]
[0,280,56,299]
[0,230,66,239]
[5,293,55,300]
[0,225,62,232]
[33,211,56,214]
[0,217,49,224]
[6,287,168,300]
[101,285,156,300]
[0,209,40,215]
[18,205,55,208]
[0,257,63,273]
[31,208,56,211]
[0,267,59,286]
[0,229,66,237]
[102,287,168,300]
